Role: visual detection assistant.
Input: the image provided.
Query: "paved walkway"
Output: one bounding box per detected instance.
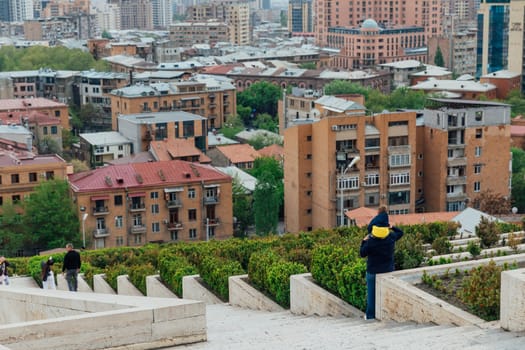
[175,304,525,350]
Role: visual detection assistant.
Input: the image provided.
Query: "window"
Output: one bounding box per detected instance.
[474,181,481,192]
[116,236,124,246]
[389,173,410,185]
[389,154,410,167]
[150,191,159,199]
[51,126,58,134]
[151,204,159,214]
[188,209,197,221]
[306,135,312,141]
[115,216,123,228]
[12,195,21,203]
[133,214,143,226]
[43,127,48,135]
[418,171,423,177]
[118,145,124,151]
[475,111,483,121]
[188,188,196,199]
[11,174,19,184]
[189,228,197,239]
[152,222,160,232]
[134,234,142,244]
[365,173,379,186]
[475,128,482,138]
[474,164,482,174]
[171,231,178,241]
[29,172,37,182]
[306,154,312,160]
[306,172,312,178]
[306,209,312,214]
[338,176,359,190]
[365,138,380,149]
[114,195,123,206]
[46,171,54,180]
[475,146,482,157]
[306,190,312,196]
[0,197,2,206]
[388,191,410,205]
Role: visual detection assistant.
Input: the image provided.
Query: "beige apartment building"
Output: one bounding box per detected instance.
[69,160,233,249]
[284,96,511,233]
[109,76,237,131]
[284,95,417,232]
[169,21,230,47]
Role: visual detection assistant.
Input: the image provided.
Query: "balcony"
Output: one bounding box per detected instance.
[93,228,110,238]
[446,176,467,186]
[204,196,219,205]
[166,199,183,208]
[446,192,468,200]
[204,218,220,226]
[129,203,146,212]
[130,224,147,234]
[388,145,411,154]
[447,157,467,167]
[167,222,184,230]
[92,206,109,215]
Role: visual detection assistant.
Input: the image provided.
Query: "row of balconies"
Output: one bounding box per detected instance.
[92,197,219,215]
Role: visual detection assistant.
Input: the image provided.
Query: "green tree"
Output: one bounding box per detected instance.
[37,136,61,155]
[505,89,525,117]
[511,147,525,173]
[248,133,283,150]
[475,216,500,248]
[512,170,525,213]
[221,115,245,139]
[324,80,370,97]
[101,30,113,39]
[434,46,445,67]
[253,113,278,133]
[280,11,287,28]
[232,176,253,237]
[0,203,30,256]
[387,87,427,110]
[78,103,105,132]
[23,179,80,250]
[253,173,280,235]
[299,62,317,69]
[70,159,90,173]
[237,81,282,118]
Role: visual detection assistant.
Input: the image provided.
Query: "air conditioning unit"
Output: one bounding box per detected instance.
[361,182,367,187]
[331,125,339,131]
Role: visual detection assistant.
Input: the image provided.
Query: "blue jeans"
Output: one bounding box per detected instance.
[366,272,376,319]
[65,269,78,291]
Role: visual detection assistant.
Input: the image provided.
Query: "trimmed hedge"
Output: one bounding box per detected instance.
[158,250,197,297]
[199,255,245,301]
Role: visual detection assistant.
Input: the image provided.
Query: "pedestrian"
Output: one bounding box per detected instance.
[62,243,81,292]
[41,256,56,290]
[0,256,9,285]
[360,206,403,320]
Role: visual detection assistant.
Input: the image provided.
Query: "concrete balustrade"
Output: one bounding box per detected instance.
[93,273,116,294]
[229,274,284,312]
[182,274,224,305]
[146,274,179,298]
[117,274,144,296]
[501,268,525,332]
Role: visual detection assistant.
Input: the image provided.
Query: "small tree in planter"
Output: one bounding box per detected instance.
[467,241,481,258]
[475,217,500,248]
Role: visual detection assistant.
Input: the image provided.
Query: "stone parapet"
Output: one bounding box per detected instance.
[93,273,116,294]
[290,273,363,317]
[229,274,284,312]
[501,268,525,332]
[146,274,179,298]
[182,274,223,305]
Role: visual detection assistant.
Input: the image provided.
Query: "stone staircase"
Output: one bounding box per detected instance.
[175,304,524,350]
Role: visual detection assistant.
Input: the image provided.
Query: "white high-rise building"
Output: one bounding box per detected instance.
[10,0,34,21]
[95,2,121,31]
[152,0,173,29]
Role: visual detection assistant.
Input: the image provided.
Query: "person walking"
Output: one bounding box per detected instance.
[62,243,81,291]
[0,256,10,285]
[41,257,56,290]
[360,206,403,320]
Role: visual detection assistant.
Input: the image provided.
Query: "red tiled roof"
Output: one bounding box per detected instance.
[0,98,66,110]
[69,160,231,193]
[150,139,203,161]
[258,144,284,160]
[0,110,60,126]
[202,64,241,75]
[345,207,460,227]
[511,125,525,137]
[216,144,259,164]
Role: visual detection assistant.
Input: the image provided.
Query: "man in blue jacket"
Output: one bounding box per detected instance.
[360,206,404,320]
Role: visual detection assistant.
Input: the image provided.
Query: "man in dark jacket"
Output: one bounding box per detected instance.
[360,207,403,320]
[62,243,81,291]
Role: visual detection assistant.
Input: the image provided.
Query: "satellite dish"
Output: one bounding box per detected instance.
[512,207,518,214]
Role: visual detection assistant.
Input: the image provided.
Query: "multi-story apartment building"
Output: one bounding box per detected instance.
[0,69,78,104]
[109,75,237,130]
[284,95,418,232]
[112,0,153,30]
[117,111,207,153]
[420,99,511,212]
[169,21,230,47]
[40,0,90,17]
[152,0,173,29]
[507,0,525,91]
[78,131,132,168]
[315,0,443,68]
[288,0,313,34]
[410,79,497,100]
[93,1,121,31]
[187,1,250,45]
[477,0,510,77]
[0,150,69,210]
[284,96,512,232]
[24,14,99,42]
[0,98,69,132]
[68,160,233,249]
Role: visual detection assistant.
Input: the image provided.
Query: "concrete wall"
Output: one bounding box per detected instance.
[182,274,223,305]
[93,273,116,294]
[0,288,206,350]
[290,273,363,318]
[117,274,144,296]
[229,274,284,312]
[146,275,179,298]
[501,268,525,332]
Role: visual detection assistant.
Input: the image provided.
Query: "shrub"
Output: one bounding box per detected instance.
[467,241,481,258]
[158,251,197,297]
[431,236,452,255]
[476,217,500,248]
[6,257,30,276]
[394,231,425,269]
[104,264,129,291]
[457,260,503,321]
[266,261,307,307]
[507,233,521,253]
[128,262,157,295]
[248,249,281,291]
[199,255,244,301]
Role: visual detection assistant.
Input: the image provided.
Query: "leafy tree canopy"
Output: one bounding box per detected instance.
[248,133,283,150]
[237,81,282,118]
[0,46,109,71]
[506,89,525,117]
[434,46,445,67]
[24,179,80,250]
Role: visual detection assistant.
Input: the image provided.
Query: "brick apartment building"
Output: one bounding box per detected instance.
[0,98,69,132]
[109,75,236,131]
[69,160,233,249]
[284,95,511,233]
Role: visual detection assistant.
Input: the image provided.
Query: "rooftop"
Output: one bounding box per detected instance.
[411,80,496,92]
[117,111,206,124]
[215,144,260,164]
[0,98,67,110]
[481,70,521,79]
[79,132,131,146]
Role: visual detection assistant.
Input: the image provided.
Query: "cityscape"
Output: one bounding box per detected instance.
[1,1,525,350]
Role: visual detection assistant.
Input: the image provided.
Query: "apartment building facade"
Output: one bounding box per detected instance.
[284,95,418,233]
[420,98,511,213]
[69,160,233,249]
[0,98,69,132]
[109,76,237,131]
[168,21,230,47]
[0,151,69,210]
